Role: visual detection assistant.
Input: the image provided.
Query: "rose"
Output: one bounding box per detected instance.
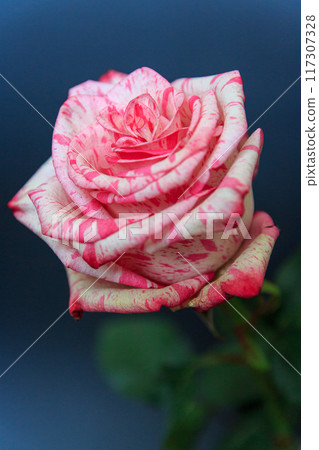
[9,67,278,318]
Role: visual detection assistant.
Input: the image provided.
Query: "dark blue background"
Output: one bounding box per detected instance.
[1,0,300,448]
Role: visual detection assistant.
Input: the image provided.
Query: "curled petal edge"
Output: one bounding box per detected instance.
[177,211,279,311]
[67,269,214,318]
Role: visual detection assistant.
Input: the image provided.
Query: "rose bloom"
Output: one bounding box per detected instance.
[9,67,278,318]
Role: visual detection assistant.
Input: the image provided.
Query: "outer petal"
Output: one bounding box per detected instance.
[66,268,214,317]
[68,70,127,97]
[28,176,119,243]
[178,211,279,311]
[99,69,127,84]
[183,128,263,233]
[68,80,114,97]
[8,159,158,289]
[172,70,241,97]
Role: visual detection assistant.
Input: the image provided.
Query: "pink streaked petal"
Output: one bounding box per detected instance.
[104,67,171,107]
[9,158,55,217]
[139,188,254,285]
[184,129,263,234]
[52,94,113,215]
[27,173,161,245]
[117,244,214,286]
[184,95,202,135]
[28,176,119,243]
[179,211,279,311]
[206,71,247,168]
[99,70,127,84]
[66,119,208,204]
[171,70,241,97]
[97,102,131,135]
[154,87,185,138]
[93,147,207,205]
[66,268,213,317]
[66,123,121,191]
[124,94,159,141]
[9,160,157,289]
[113,128,188,158]
[172,73,218,95]
[173,70,247,168]
[99,92,213,181]
[68,80,114,98]
[159,87,185,121]
[74,188,210,269]
[67,137,163,199]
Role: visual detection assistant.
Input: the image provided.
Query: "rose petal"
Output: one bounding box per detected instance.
[66,268,214,317]
[52,94,114,215]
[178,211,279,311]
[124,94,160,141]
[143,128,262,262]
[72,188,211,269]
[8,159,158,289]
[104,67,172,107]
[68,80,114,97]
[183,128,263,233]
[99,70,127,84]
[173,70,247,168]
[28,176,119,242]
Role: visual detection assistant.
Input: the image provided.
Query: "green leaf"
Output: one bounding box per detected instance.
[271,353,301,406]
[275,251,300,300]
[262,280,281,298]
[217,409,276,450]
[270,250,301,400]
[237,332,270,372]
[163,400,209,450]
[95,315,192,403]
[274,251,301,330]
[161,364,210,450]
[214,297,256,337]
[196,361,261,408]
[258,280,282,315]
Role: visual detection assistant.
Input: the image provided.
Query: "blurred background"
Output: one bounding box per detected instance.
[1,0,300,448]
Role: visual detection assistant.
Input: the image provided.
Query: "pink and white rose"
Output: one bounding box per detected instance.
[9,67,279,318]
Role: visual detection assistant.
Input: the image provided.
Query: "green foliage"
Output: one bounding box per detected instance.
[272,357,301,406]
[196,361,260,408]
[274,251,301,331]
[163,401,208,450]
[217,409,274,450]
[271,251,301,407]
[95,315,192,403]
[162,368,209,450]
[261,280,281,298]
